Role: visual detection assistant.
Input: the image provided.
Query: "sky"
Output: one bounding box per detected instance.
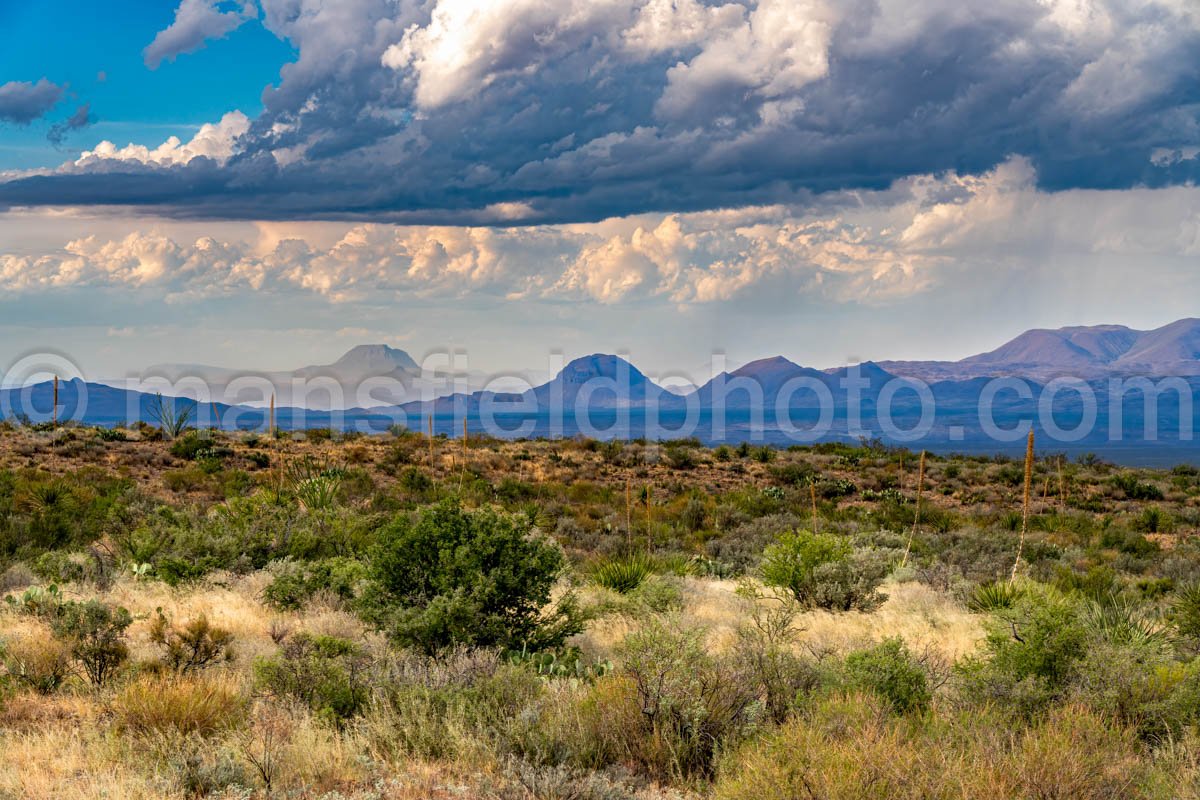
[2,0,1200,384]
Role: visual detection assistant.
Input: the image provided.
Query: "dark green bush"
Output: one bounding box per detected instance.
[262,556,367,610]
[769,463,816,486]
[398,466,433,494]
[170,432,219,461]
[956,592,1088,716]
[844,637,931,714]
[1111,473,1164,501]
[362,500,582,654]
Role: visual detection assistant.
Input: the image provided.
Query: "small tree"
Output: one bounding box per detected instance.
[50,600,132,689]
[362,499,582,654]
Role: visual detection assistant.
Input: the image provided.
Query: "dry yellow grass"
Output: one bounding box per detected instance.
[573,576,982,661]
[797,579,983,659]
[0,566,981,799]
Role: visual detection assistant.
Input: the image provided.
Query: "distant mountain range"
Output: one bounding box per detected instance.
[4,319,1200,465]
[138,344,444,410]
[879,318,1200,381]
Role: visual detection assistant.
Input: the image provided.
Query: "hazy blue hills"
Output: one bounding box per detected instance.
[4,322,1200,465]
[880,319,1200,381]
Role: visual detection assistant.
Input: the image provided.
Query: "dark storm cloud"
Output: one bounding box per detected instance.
[3,0,1200,222]
[0,79,64,125]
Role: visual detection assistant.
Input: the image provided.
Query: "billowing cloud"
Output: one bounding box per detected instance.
[2,0,1200,222]
[72,112,250,168]
[144,0,258,69]
[382,0,632,109]
[0,157,1148,308]
[0,79,64,125]
[654,0,835,122]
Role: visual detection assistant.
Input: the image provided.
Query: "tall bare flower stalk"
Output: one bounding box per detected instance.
[901,450,926,567]
[1010,430,1035,583]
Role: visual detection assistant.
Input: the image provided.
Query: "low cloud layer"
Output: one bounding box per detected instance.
[3,0,1200,222]
[5,158,1200,312]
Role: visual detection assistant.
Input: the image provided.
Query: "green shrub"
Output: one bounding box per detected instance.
[1054,564,1120,600]
[761,530,887,611]
[254,633,371,725]
[94,427,128,442]
[170,432,218,461]
[769,462,817,486]
[262,557,367,611]
[665,448,697,470]
[1099,528,1159,557]
[398,466,433,494]
[113,493,378,584]
[843,637,930,714]
[49,599,132,689]
[1069,641,1200,742]
[1111,473,1164,501]
[613,620,760,780]
[362,500,582,654]
[30,550,86,584]
[148,610,234,672]
[956,591,1088,716]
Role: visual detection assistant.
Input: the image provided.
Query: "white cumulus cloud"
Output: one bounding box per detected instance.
[73,112,251,168]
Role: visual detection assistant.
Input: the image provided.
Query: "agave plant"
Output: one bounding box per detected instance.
[591,554,656,594]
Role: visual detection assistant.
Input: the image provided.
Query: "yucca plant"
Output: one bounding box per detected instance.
[1170,583,1200,645]
[285,456,345,511]
[967,581,1025,613]
[1083,594,1167,650]
[17,480,76,514]
[592,554,656,594]
[293,475,342,511]
[147,393,196,440]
